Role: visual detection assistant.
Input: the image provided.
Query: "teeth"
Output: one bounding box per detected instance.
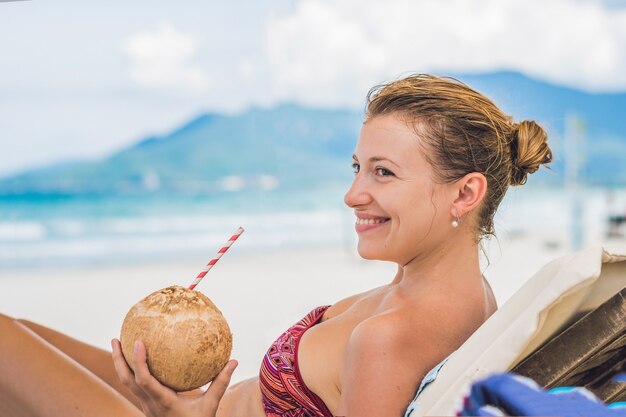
[356,218,388,225]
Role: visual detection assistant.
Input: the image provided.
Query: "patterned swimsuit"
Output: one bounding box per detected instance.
[259,305,334,417]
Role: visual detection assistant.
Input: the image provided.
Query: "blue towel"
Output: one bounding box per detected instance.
[459,373,626,417]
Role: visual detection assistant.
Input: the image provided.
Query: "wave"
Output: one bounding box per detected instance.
[0,221,47,241]
[0,209,355,268]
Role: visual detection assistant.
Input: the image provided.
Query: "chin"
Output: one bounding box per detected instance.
[356,243,389,261]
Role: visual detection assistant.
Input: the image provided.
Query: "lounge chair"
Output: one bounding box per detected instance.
[405,245,626,416]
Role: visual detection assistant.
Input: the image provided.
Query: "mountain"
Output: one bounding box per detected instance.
[453,71,626,186]
[1,71,625,196]
[0,104,362,196]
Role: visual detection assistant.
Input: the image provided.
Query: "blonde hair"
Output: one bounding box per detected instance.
[365,74,552,237]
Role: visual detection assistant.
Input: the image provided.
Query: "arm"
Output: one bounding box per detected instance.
[111,339,237,417]
[335,315,438,417]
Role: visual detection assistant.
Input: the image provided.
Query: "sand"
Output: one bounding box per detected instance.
[0,234,611,383]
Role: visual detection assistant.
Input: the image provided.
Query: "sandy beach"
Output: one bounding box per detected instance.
[0,232,599,383]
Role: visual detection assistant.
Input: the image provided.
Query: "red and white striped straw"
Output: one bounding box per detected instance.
[189,226,244,290]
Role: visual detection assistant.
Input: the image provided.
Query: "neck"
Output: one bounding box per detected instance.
[393,234,482,291]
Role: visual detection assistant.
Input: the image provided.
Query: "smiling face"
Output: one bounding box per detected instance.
[344,113,454,265]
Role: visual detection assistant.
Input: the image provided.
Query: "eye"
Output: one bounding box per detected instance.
[375,167,394,177]
[352,162,360,174]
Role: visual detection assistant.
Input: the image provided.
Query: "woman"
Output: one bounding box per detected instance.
[0,74,552,417]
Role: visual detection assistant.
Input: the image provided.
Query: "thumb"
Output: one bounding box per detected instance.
[205,360,238,404]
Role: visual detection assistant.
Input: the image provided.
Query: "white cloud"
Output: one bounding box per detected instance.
[123,24,209,92]
[265,0,626,107]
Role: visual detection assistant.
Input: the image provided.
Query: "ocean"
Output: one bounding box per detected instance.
[1,184,625,269]
[0,186,354,269]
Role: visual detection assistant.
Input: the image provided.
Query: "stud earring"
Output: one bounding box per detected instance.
[451,217,460,228]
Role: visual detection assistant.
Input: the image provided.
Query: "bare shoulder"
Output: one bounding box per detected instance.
[347,307,449,369]
[344,296,483,383]
[336,310,447,417]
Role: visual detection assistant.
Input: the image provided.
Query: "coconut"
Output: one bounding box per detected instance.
[120,285,232,392]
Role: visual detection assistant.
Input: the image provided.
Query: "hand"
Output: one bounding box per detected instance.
[111,338,237,417]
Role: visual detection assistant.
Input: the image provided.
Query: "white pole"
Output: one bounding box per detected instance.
[564,114,585,250]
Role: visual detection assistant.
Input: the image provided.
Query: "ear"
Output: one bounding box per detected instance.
[451,172,487,218]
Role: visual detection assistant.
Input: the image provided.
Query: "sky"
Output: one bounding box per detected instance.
[1,0,626,177]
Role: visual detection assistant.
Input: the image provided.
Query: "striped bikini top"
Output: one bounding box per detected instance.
[259,305,333,417]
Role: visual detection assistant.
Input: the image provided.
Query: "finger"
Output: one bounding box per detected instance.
[205,360,238,402]
[132,340,176,404]
[110,339,146,400]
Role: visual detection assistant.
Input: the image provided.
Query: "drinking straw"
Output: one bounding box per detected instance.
[189,227,244,290]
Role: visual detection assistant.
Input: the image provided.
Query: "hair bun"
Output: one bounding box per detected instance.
[509,120,553,185]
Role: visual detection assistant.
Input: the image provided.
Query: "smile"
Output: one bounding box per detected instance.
[355,218,389,225]
[354,216,390,233]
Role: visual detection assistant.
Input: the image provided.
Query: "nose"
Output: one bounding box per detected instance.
[344,174,371,208]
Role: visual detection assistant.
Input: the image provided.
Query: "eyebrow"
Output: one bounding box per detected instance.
[352,154,401,168]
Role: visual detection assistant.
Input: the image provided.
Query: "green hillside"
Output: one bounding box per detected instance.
[0,104,362,195]
[2,71,626,196]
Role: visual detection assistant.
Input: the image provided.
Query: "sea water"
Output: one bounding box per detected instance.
[1,184,624,269]
[0,185,355,269]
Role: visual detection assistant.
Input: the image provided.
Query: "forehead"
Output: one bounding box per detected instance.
[354,114,428,166]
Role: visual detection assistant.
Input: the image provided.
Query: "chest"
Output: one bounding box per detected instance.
[297,296,385,413]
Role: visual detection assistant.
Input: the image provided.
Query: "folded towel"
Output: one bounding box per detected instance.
[458,373,626,417]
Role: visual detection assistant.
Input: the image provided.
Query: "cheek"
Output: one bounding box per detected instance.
[398,197,439,236]
[401,192,435,219]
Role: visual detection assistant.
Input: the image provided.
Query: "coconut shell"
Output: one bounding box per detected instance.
[120,285,232,392]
